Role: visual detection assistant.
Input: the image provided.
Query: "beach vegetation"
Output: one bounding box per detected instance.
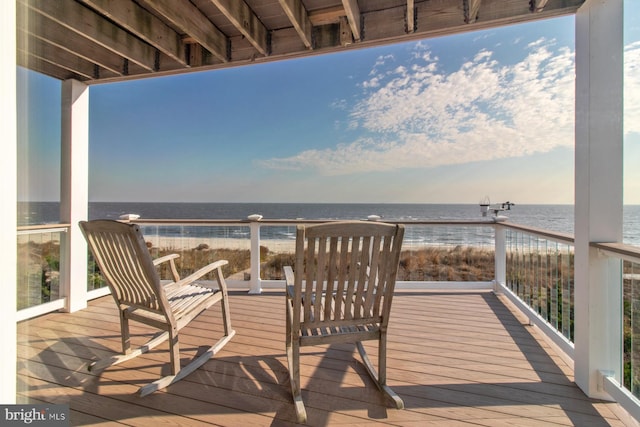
[16,239,61,310]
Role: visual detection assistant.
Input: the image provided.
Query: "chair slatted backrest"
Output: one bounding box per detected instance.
[293,221,404,333]
[80,220,165,314]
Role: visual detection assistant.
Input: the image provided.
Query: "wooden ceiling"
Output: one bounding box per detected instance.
[16,0,586,85]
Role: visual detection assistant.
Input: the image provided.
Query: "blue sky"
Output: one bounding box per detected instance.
[17,3,640,204]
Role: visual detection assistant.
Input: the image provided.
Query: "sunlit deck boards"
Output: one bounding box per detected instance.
[17,289,630,426]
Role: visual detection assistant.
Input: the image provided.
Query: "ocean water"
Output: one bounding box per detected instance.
[17,201,640,246]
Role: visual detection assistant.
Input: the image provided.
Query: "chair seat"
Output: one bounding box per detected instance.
[301,323,379,336]
[164,282,220,319]
[299,323,381,346]
[126,283,221,326]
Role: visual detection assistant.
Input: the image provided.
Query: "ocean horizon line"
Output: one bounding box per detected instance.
[19,200,640,208]
[21,200,580,205]
[17,201,640,245]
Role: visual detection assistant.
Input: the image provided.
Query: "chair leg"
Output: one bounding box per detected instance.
[220,287,233,337]
[356,338,404,410]
[89,330,170,373]
[286,339,307,423]
[140,294,237,397]
[92,295,237,397]
[286,302,307,423]
[120,312,131,354]
[139,329,236,397]
[169,328,180,376]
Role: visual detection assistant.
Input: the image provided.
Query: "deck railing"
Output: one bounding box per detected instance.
[16,224,69,320]
[15,218,640,419]
[134,219,498,293]
[496,223,576,359]
[591,242,640,419]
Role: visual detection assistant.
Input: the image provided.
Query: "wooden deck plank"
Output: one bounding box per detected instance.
[17,289,633,426]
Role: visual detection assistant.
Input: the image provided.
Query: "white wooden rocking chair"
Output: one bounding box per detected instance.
[80,219,235,396]
[284,221,405,423]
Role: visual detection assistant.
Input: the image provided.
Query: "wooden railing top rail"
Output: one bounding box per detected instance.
[496,222,575,244]
[122,218,499,226]
[16,220,581,246]
[17,223,71,232]
[592,242,640,263]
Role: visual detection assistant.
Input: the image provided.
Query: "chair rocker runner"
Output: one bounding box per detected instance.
[79,219,235,396]
[284,221,405,423]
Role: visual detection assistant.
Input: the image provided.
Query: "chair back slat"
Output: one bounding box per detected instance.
[293,221,404,331]
[333,236,350,317]
[80,220,164,313]
[99,232,142,303]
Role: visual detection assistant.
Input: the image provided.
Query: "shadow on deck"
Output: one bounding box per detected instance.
[17,289,633,426]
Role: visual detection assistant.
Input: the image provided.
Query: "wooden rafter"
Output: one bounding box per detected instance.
[530,0,550,12]
[339,16,352,46]
[278,0,313,49]
[342,0,361,41]
[464,0,482,24]
[79,0,187,66]
[308,6,343,25]
[140,0,229,63]
[17,30,100,80]
[22,0,157,71]
[407,0,415,33]
[17,51,83,81]
[16,0,588,84]
[209,0,269,56]
[17,2,126,76]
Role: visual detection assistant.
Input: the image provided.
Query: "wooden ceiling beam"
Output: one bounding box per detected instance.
[530,0,549,13]
[342,0,361,41]
[309,6,343,25]
[17,31,99,80]
[209,0,269,56]
[407,0,415,33]
[21,0,157,71]
[140,0,229,63]
[339,16,352,46]
[17,52,84,81]
[16,0,587,84]
[17,3,125,76]
[278,0,313,49]
[79,0,187,66]
[465,0,482,24]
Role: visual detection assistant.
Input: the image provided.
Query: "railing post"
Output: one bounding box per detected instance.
[2,0,17,404]
[574,0,624,400]
[494,224,506,293]
[248,217,262,294]
[60,79,89,312]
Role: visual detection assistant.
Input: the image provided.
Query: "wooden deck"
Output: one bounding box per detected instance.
[17,289,634,426]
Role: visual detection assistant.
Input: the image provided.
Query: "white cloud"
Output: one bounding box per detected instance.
[625,41,640,135]
[527,37,549,48]
[261,40,640,176]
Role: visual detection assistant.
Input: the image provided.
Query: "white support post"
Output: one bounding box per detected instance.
[249,220,262,294]
[494,224,506,293]
[574,0,624,399]
[1,0,17,404]
[60,79,90,313]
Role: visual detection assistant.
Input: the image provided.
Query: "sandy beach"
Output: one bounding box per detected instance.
[144,235,297,253]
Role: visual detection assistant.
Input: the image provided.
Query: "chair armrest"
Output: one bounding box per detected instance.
[284,266,295,299]
[284,266,294,286]
[153,253,180,266]
[154,253,181,282]
[175,259,230,291]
